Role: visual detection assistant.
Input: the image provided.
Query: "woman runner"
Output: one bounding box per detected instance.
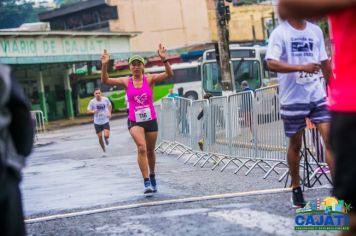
[101,44,173,196]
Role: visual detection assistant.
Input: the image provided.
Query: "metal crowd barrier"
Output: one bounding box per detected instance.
[253,86,289,179]
[183,99,210,164]
[156,85,328,183]
[154,104,162,146]
[31,110,46,133]
[225,91,257,173]
[155,98,176,153]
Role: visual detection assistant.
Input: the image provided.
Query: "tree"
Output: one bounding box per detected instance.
[0,0,52,29]
[0,0,35,29]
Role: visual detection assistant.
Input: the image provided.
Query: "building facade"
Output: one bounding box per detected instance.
[39,0,276,52]
[0,31,135,120]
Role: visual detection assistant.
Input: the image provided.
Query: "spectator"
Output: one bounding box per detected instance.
[0,64,34,236]
[177,87,184,97]
[167,89,178,98]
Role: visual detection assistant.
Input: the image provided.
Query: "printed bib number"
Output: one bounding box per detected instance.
[97,111,106,120]
[135,107,152,122]
[296,71,320,85]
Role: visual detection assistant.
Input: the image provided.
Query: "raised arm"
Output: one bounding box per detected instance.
[279,0,356,19]
[149,44,174,85]
[101,49,127,87]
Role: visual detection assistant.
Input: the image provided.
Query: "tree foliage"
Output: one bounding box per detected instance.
[0,0,52,29]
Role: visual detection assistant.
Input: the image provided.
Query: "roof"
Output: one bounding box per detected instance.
[39,0,107,20]
[0,31,140,37]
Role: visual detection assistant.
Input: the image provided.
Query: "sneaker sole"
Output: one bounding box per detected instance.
[290,197,305,209]
[144,192,154,197]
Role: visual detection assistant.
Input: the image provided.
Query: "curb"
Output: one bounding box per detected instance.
[45,113,128,131]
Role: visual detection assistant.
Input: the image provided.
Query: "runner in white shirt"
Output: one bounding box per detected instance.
[266,19,334,208]
[87,88,112,157]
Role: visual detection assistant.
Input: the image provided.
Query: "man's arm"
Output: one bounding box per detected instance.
[320,59,331,84]
[107,100,112,119]
[266,59,321,73]
[87,102,97,114]
[279,0,356,19]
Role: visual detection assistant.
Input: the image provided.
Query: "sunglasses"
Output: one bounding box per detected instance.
[131,61,143,67]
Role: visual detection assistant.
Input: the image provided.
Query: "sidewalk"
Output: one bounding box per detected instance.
[44,112,127,131]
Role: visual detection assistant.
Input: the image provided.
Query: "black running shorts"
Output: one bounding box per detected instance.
[127,119,158,133]
[94,122,110,134]
[330,112,356,212]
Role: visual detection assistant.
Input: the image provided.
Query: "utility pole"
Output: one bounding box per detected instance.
[215,0,233,91]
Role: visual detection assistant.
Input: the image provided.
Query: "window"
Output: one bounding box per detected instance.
[202,62,222,94]
[79,80,97,98]
[174,67,200,83]
[232,60,261,92]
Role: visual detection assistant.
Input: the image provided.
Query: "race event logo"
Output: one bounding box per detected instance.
[295,197,351,231]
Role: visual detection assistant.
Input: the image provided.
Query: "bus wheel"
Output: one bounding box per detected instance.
[184,91,198,100]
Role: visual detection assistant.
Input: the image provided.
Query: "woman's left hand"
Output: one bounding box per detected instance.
[157,43,167,61]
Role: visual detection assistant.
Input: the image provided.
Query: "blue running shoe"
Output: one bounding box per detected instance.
[144,180,153,196]
[150,175,157,193]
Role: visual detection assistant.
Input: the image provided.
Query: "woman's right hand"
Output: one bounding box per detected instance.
[101,49,109,65]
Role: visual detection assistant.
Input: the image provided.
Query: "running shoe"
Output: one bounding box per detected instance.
[101,152,107,157]
[291,187,306,208]
[104,138,109,146]
[144,180,153,196]
[150,175,157,193]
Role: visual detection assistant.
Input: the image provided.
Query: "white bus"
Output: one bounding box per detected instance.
[201,45,277,96]
[145,61,202,100]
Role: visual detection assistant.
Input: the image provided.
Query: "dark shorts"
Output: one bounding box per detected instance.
[127,119,158,133]
[330,112,356,212]
[280,98,331,137]
[94,122,110,134]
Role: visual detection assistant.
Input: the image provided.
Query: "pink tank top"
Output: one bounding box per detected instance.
[127,75,156,122]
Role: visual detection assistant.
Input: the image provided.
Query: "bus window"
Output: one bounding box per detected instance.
[202,62,222,94]
[174,67,200,83]
[232,60,261,92]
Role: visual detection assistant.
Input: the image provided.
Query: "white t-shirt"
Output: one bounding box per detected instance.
[265,21,328,105]
[87,97,111,125]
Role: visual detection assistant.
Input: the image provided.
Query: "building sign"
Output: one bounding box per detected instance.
[0,35,131,64]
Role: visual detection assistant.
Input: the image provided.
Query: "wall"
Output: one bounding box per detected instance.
[107,0,212,52]
[207,2,275,42]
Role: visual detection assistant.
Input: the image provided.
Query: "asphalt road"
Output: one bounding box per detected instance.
[23,118,336,236]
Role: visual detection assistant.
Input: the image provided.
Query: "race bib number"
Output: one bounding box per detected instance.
[296,71,320,85]
[98,111,106,119]
[135,107,152,122]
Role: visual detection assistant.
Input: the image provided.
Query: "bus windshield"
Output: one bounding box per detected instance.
[201,46,276,95]
[202,62,222,95]
[232,60,261,92]
[202,60,261,94]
